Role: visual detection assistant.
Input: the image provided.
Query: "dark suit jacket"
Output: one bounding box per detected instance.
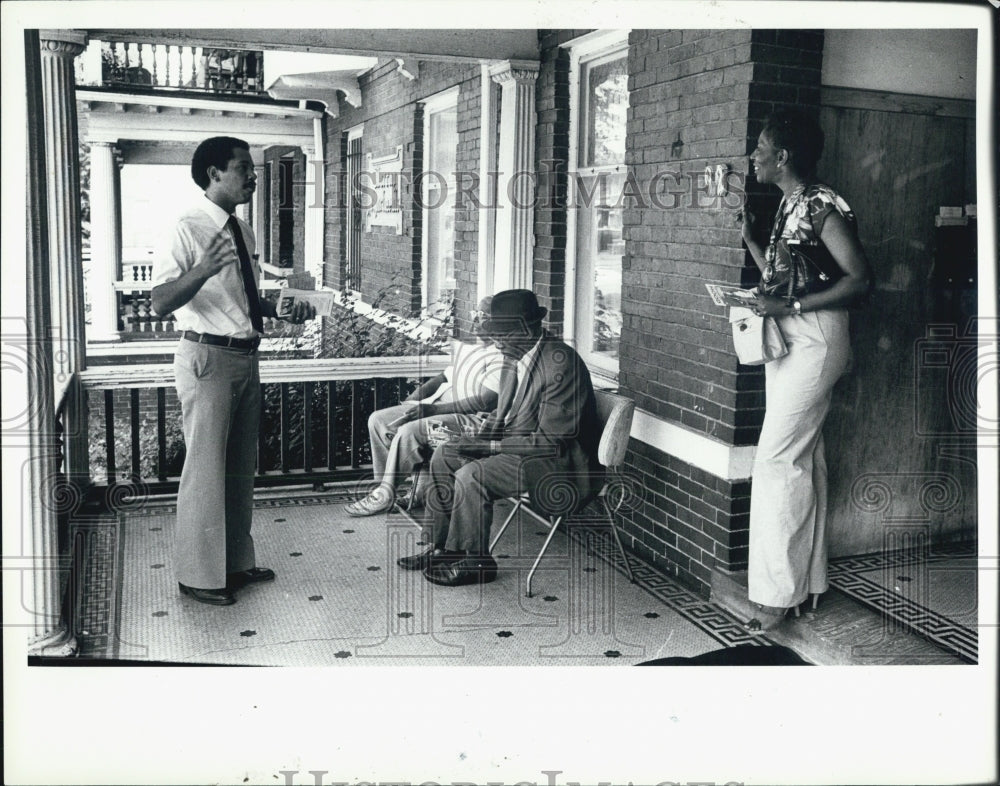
[481,332,602,515]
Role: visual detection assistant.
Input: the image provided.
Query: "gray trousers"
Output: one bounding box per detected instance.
[425,447,527,554]
[173,339,260,589]
[367,402,477,488]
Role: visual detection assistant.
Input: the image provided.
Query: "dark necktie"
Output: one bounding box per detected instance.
[227,215,263,332]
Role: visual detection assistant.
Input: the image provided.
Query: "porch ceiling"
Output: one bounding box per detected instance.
[78,89,321,151]
[86,29,540,63]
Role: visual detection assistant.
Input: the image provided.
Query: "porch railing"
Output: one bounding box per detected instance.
[100,41,265,96]
[78,356,450,495]
[111,280,285,335]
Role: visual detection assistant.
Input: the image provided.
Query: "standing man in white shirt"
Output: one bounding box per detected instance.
[151,136,314,605]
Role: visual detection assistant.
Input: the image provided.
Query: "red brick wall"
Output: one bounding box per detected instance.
[534,29,824,596]
[322,59,481,324]
[624,441,751,589]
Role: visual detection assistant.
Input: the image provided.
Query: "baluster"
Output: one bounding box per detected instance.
[104,390,117,483]
[111,41,125,83]
[280,382,290,474]
[129,388,140,482]
[257,382,269,475]
[137,294,150,331]
[125,293,136,331]
[303,381,313,474]
[170,44,184,87]
[350,380,363,469]
[327,381,338,471]
[156,387,167,482]
[151,43,158,86]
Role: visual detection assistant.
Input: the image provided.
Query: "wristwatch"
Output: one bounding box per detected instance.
[792,299,803,316]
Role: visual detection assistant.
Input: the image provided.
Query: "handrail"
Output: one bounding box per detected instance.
[79,355,452,389]
[82,355,452,491]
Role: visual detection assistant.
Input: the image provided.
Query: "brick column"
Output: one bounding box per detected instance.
[490,60,539,291]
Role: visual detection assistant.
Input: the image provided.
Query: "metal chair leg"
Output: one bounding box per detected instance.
[489,497,523,552]
[526,515,563,598]
[603,496,635,584]
[393,468,425,530]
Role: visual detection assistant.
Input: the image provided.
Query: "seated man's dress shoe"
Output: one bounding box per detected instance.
[397,547,460,571]
[178,583,236,606]
[423,555,498,586]
[227,566,276,590]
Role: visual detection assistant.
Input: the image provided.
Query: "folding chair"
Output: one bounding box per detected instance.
[489,389,638,597]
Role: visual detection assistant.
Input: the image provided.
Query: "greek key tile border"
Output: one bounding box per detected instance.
[828,543,978,664]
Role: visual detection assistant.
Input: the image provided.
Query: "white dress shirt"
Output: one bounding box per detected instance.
[421,340,503,404]
[153,196,260,338]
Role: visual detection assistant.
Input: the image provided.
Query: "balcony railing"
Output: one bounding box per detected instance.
[78,356,450,494]
[100,41,265,96]
[112,274,285,336]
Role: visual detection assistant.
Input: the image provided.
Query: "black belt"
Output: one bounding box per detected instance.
[183,330,260,353]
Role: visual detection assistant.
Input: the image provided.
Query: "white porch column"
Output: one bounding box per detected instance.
[40,30,89,487]
[303,117,326,284]
[477,63,499,302]
[489,60,539,292]
[24,29,72,652]
[88,142,122,341]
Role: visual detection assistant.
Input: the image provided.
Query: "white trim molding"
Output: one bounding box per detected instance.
[631,408,756,482]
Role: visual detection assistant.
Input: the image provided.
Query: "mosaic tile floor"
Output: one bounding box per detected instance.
[107,492,758,666]
[828,541,979,663]
[72,490,976,666]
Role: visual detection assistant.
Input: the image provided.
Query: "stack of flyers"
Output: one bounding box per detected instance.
[276,288,336,318]
[705,283,757,308]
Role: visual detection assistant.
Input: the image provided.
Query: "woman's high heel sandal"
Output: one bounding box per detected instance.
[744,604,791,632]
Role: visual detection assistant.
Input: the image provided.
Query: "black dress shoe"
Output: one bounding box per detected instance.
[423,555,498,586]
[397,547,458,571]
[227,566,276,590]
[178,583,236,606]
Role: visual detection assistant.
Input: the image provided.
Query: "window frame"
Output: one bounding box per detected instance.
[420,85,460,311]
[564,30,630,379]
[344,123,364,296]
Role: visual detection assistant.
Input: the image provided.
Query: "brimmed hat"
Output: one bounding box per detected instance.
[482,289,548,334]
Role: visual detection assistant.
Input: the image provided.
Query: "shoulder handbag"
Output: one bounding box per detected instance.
[729,306,788,366]
[785,238,843,299]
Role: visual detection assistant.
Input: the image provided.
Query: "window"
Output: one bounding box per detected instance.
[421,87,459,310]
[566,31,629,377]
[345,125,363,293]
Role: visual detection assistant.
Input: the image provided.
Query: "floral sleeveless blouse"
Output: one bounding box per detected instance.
[760,183,856,296]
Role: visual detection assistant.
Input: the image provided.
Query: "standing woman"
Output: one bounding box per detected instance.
[738,109,873,631]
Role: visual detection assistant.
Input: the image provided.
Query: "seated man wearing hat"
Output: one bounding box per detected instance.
[345,296,502,516]
[397,289,603,586]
